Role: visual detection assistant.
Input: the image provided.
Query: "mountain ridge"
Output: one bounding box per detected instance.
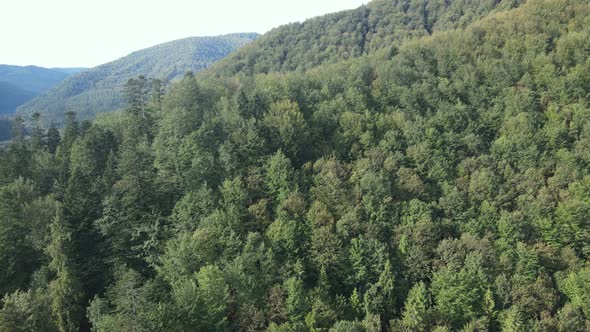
[0,64,76,93]
[17,33,259,125]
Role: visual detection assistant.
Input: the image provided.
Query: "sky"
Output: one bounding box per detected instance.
[1,0,367,68]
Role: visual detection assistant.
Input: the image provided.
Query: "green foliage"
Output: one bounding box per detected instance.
[48,210,85,332]
[0,289,57,332]
[195,264,230,330]
[431,254,489,329]
[401,282,430,332]
[329,320,365,332]
[285,277,310,323]
[87,268,160,332]
[203,0,520,77]
[2,0,590,330]
[560,267,590,318]
[0,178,40,295]
[263,100,310,163]
[556,303,587,332]
[347,236,387,290]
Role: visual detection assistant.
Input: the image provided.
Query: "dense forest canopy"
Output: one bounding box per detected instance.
[2,0,590,331]
[17,33,259,126]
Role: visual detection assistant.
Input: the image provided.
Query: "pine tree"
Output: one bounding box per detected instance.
[47,210,84,332]
[62,112,79,148]
[149,78,165,113]
[402,282,429,332]
[123,76,149,119]
[30,112,45,151]
[363,260,395,326]
[0,179,38,295]
[10,116,25,142]
[285,277,309,323]
[46,125,61,155]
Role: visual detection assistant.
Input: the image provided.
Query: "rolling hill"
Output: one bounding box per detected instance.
[17,33,259,125]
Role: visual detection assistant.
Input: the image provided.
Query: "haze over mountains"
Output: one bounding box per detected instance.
[0,65,84,116]
[17,33,259,125]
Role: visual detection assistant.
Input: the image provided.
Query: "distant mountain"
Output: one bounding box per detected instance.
[0,81,35,116]
[0,65,75,93]
[0,65,84,116]
[18,33,259,125]
[51,67,87,75]
[0,119,10,141]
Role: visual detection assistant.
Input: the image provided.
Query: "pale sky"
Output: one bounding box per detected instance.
[1,0,367,68]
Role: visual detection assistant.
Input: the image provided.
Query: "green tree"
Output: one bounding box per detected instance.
[0,179,39,296]
[0,290,57,332]
[10,116,25,142]
[431,254,488,328]
[561,267,590,318]
[285,277,310,323]
[196,265,230,330]
[62,111,79,148]
[46,125,61,155]
[263,100,310,163]
[556,303,586,332]
[401,282,430,332]
[47,210,84,332]
[363,260,395,325]
[30,112,45,151]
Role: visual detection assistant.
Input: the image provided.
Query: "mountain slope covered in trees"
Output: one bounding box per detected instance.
[3,0,590,331]
[202,0,523,78]
[17,33,259,125]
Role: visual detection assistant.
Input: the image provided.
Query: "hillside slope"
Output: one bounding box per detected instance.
[202,0,523,78]
[17,33,258,125]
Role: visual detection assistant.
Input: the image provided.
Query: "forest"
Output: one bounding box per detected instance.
[1,0,590,331]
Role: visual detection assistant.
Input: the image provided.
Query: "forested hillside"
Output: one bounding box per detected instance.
[17,33,258,125]
[2,0,590,331]
[202,0,523,78]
